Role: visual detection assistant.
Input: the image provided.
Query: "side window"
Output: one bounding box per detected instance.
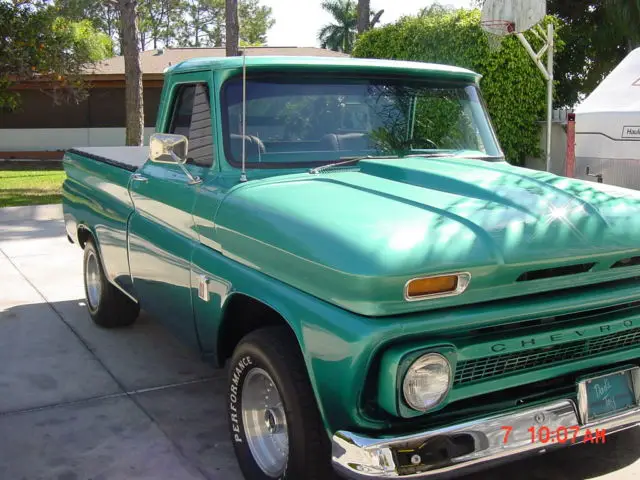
[169,83,214,167]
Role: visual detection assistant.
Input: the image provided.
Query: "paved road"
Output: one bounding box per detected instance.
[1,204,639,480]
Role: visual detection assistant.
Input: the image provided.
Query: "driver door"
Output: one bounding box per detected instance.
[128,73,215,346]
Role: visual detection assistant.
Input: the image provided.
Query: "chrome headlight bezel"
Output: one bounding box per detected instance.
[402,352,453,412]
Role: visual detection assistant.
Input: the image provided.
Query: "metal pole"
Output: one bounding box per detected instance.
[565,113,576,177]
[546,22,554,173]
[516,33,549,81]
[240,54,247,183]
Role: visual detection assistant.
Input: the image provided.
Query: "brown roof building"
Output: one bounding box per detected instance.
[0,47,348,159]
[91,46,348,77]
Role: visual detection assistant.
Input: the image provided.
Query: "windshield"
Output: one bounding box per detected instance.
[222,74,502,168]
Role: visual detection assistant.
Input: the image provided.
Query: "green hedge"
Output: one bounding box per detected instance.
[353,9,561,165]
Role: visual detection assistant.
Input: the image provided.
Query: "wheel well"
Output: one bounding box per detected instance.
[77,226,93,248]
[217,294,292,365]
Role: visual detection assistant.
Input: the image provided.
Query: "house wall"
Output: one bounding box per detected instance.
[524,122,568,175]
[0,128,156,151]
[523,110,574,174]
[0,87,162,154]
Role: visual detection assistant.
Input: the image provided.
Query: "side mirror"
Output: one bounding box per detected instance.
[148,133,202,185]
[149,133,188,164]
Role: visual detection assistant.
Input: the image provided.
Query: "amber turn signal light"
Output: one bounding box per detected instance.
[404,273,471,301]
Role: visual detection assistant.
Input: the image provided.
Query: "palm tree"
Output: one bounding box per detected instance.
[318,0,356,53]
[318,0,383,53]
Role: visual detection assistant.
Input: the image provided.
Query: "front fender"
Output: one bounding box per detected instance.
[190,242,389,436]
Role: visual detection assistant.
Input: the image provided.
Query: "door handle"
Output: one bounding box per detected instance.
[131,173,148,183]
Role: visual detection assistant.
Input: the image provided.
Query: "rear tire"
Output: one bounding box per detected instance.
[227,326,335,480]
[83,239,139,328]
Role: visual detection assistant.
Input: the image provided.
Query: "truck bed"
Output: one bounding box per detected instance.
[63,146,145,297]
[67,146,150,172]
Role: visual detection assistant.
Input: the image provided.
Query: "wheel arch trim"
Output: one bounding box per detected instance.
[217,289,336,433]
[205,260,378,437]
[79,224,139,304]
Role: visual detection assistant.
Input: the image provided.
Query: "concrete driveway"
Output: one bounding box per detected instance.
[1,204,639,480]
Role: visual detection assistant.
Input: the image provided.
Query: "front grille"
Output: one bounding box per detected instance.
[454,326,640,385]
[612,256,640,268]
[516,262,595,281]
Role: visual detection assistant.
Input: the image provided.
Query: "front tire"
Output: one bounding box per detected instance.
[83,239,139,328]
[227,327,334,480]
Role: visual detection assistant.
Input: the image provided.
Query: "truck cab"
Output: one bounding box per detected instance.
[63,56,640,480]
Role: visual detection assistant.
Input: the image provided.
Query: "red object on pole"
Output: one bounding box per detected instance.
[565,112,576,177]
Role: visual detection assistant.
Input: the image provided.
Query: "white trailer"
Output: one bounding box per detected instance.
[574,47,640,188]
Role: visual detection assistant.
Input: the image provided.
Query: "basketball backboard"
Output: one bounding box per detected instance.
[480,0,554,173]
[481,0,546,34]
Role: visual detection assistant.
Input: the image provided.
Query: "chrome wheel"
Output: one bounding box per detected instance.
[241,368,289,477]
[85,250,102,310]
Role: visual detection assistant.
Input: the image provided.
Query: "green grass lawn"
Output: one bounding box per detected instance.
[0,167,66,208]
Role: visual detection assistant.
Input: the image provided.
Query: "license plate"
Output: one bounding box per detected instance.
[578,367,639,423]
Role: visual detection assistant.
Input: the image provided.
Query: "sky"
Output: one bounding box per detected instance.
[264,0,474,47]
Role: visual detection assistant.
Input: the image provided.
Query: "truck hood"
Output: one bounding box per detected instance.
[214,158,640,316]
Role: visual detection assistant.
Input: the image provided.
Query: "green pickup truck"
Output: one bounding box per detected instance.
[63,56,640,480]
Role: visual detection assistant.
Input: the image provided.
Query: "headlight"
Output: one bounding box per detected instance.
[402,353,451,411]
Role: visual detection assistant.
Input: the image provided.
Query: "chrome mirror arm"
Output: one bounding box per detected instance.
[177,161,202,185]
[169,150,202,185]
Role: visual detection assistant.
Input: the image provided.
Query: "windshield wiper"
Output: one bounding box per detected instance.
[407,153,505,161]
[464,155,505,160]
[308,153,504,175]
[404,153,459,158]
[309,155,398,174]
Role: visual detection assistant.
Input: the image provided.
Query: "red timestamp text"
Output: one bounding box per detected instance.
[501,425,607,445]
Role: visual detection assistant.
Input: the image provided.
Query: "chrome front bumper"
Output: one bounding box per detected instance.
[332,399,640,478]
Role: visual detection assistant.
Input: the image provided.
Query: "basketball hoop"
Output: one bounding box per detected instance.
[480,19,516,51]
[479,0,555,173]
[481,19,516,36]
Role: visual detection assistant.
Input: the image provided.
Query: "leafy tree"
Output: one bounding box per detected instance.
[179,0,225,47]
[604,0,640,50]
[353,8,563,165]
[545,0,614,106]
[239,0,274,45]
[318,0,382,53]
[543,0,633,106]
[0,1,112,109]
[168,0,271,48]
[138,0,184,49]
[61,17,113,62]
[55,0,274,51]
[54,0,120,54]
[419,3,454,17]
[162,0,185,46]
